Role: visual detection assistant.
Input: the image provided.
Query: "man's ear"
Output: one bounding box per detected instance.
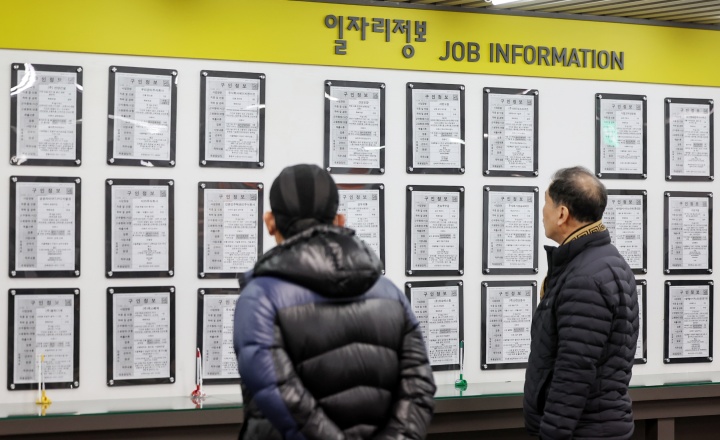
[264,211,277,236]
[557,205,570,227]
[334,213,346,227]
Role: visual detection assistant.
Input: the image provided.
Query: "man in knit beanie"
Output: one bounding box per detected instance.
[234,164,435,440]
[265,163,343,241]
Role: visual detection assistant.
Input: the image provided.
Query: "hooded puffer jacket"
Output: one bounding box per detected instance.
[234,225,436,440]
[524,228,639,440]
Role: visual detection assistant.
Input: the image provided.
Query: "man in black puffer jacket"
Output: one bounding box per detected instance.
[234,164,436,440]
[524,166,639,440]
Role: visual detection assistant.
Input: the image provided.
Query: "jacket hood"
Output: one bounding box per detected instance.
[253,225,383,298]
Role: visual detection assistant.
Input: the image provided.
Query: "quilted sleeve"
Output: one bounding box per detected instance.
[374,289,436,440]
[234,281,344,440]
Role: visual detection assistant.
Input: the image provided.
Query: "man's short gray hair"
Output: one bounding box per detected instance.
[548,166,607,223]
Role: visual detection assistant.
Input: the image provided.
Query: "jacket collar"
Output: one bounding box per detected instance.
[545,220,610,277]
[561,220,607,245]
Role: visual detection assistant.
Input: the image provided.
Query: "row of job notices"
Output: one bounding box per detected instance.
[12,66,712,180]
[9,177,712,380]
[9,179,711,380]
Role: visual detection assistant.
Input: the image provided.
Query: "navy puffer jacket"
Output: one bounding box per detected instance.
[234,225,436,440]
[524,227,638,440]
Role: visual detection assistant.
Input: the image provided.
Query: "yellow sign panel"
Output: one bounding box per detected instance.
[1,0,719,87]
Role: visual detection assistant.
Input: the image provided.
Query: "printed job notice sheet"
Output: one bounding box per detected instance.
[667,196,709,271]
[16,69,78,161]
[599,99,644,174]
[112,292,171,380]
[486,191,535,270]
[604,193,644,269]
[410,191,461,271]
[412,88,462,168]
[484,286,533,365]
[668,102,711,177]
[13,293,75,384]
[409,286,460,367]
[204,77,261,163]
[14,181,77,272]
[668,286,711,359]
[113,72,173,161]
[328,86,381,169]
[636,283,645,361]
[203,188,259,273]
[338,188,382,259]
[202,293,240,380]
[487,93,534,172]
[111,185,170,272]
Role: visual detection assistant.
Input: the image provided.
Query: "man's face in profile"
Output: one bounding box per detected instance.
[542,190,560,242]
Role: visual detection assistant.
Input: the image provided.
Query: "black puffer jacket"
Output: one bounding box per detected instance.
[234,225,436,440]
[524,226,638,440]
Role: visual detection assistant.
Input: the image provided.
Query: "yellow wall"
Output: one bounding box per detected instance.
[1,0,719,86]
